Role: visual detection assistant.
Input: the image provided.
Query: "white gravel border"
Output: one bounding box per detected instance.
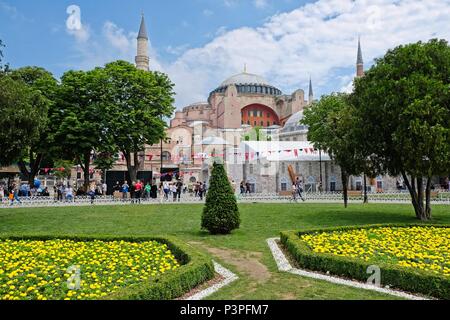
[185,261,238,300]
[267,238,432,301]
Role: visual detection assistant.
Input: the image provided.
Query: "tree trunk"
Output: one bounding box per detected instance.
[425,177,432,220]
[17,161,30,182]
[342,170,348,208]
[83,152,91,191]
[29,153,43,186]
[18,153,44,186]
[363,174,368,204]
[123,150,140,183]
[401,171,430,221]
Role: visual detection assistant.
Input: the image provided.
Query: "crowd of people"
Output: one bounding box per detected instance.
[111,179,208,203]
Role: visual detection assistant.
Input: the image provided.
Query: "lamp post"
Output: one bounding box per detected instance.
[319,149,323,193]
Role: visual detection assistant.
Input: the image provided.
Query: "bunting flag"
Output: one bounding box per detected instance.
[148,155,153,161]
[294,149,299,157]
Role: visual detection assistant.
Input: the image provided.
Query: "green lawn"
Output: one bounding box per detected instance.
[1,203,449,300]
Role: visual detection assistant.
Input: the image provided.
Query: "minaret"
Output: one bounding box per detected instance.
[308,77,314,105]
[356,37,364,77]
[135,14,150,71]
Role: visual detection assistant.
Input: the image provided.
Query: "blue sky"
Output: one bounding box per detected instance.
[1,0,449,108]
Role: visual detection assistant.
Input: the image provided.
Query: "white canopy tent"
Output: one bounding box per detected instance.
[239,141,331,162]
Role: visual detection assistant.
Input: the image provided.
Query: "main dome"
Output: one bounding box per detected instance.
[210,72,282,98]
[221,72,270,87]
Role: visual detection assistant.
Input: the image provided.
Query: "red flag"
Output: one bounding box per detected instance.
[148,154,153,161]
[294,149,299,157]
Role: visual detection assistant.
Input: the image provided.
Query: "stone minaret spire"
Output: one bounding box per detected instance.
[356,36,364,77]
[135,13,150,71]
[308,77,314,105]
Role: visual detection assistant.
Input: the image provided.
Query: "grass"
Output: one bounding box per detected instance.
[0,203,449,300]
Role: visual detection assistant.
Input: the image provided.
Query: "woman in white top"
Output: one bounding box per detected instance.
[66,186,74,202]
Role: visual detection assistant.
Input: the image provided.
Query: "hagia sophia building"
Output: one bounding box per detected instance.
[107,15,398,194]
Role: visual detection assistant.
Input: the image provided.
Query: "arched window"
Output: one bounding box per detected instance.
[162,151,171,161]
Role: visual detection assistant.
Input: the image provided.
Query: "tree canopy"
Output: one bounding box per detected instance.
[302,93,367,207]
[0,75,49,167]
[99,60,175,182]
[8,67,58,184]
[351,39,450,220]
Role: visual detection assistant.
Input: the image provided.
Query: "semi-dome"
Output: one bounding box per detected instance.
[282,111,309,133]
[221,72,270,87]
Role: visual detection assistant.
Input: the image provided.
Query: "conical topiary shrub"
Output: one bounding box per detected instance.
[201,162,240,235]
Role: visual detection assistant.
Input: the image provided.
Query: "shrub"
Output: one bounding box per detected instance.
[281,224,450,299]
[202,162,240,234]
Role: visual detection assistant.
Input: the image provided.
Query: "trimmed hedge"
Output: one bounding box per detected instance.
[0,235,215,300]
[281,224,450,299]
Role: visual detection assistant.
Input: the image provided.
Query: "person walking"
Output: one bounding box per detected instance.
[121,181,129,202]
[134,180,143,204]
[296,177,306,202]
[102,181,107,196]
[57,184,64,202]
[163,181,170,201]
[151,183,158,199]
[291,183,298,203]
[169,184,176,202]
[113,181,121,201]
[198,182,205,201]
[144,182,151,200]
[9,185,21,205]
[88,186,96,205]
[130,182,136,204]
[176,180,183,202]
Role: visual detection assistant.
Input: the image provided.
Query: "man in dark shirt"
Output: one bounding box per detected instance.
[176,180,183,202]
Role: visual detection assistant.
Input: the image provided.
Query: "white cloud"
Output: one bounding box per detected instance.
[67,24,90,43]
[67,0,450,109]
[164,0,450,107]
[103,21,134,55]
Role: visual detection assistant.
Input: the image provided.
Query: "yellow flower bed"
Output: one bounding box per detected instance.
[300,226,450,277]
[0,239,180,300]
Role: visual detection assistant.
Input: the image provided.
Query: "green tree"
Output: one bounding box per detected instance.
[49,69,110,189]
[9,67,58,185]
[100,61,175,182]
[52,160,73,182]
[202,162,240,234]
[302,93,367,208]
[0,76,48,170]
[351,39,450,221]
